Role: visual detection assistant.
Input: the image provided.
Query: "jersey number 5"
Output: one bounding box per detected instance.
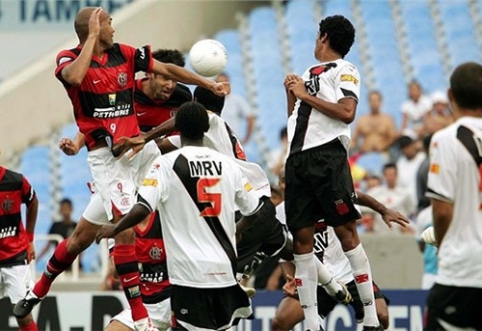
[197,178,221,217]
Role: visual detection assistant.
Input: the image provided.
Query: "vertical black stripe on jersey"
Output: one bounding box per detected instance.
[457,125,482,167]
[172,154,237,276]
[289,100,313,155]
[224,122,243,160]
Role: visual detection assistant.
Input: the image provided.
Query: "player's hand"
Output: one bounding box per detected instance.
[59,138,79,156]
[288,76,309,100]
[421,226,438,247]
[210,82,229,96]
[27,242,36,262]
[284,74,299,90]
[88,7,102,38]
[95,224,117,244]
[282,274,298,298]
[381,208,410,230]
[115,136,146,159]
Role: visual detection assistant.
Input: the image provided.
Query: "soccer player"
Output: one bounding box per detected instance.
[96,101,261,331]
[105,212,171,331]
[284,15,381,330]
[135,49,192,132]
[424,62,482,330]
[272,170,405,331]
[0,156,39,331]
[14,7,226,330]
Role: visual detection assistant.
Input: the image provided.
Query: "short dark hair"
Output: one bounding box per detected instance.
[369,90,382,100]
[152,49,185,67]
[422,134,433,152]
[450,62,482,110]
[60,198,72,208]
[175,102,209,140]
[383,162,397,173]
[194,87,225,115]
[318,15,355,58]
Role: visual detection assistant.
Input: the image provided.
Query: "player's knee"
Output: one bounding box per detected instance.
[271,316,289,331]
[67,231,95,253]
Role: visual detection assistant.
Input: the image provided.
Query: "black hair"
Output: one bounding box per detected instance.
[369,90,382,100]
[280,126,288,139]
[382,162,397,173]
[152,49,185,67]
[60,198,73,207]
[450,62,482,110]
[408,80,422,90]
[422,134,433,153]
[175,102,209,140]
[193,87,225,115]
[318,15,355,58]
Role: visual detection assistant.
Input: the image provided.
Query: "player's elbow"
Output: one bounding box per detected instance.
[340,111,356,124]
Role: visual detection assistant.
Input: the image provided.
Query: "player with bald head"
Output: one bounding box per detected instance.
[14,7,226,331]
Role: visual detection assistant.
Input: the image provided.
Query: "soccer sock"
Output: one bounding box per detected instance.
[314,257,343,296]
[293,252,319,331]
[19,320,38,331]
[32,239,77,298]
[113,244,148,322]
[345,244,379,327]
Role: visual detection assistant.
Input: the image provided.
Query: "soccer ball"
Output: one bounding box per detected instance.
[189,39,228,77]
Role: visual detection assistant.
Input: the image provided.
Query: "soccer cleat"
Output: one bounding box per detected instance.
[333,281,352,305]
[362,325,383,331]
[13,292,41,318]
[134,317,159,331]
[239,283,256,298]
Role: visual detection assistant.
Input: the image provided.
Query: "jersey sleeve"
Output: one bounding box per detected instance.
[55,49,78,85]
[120,44,154,73]
[137,161,164,212]
[334,63,360,103]
[234,169,262,216]
[21,176,36,206]
[426,132,456,202]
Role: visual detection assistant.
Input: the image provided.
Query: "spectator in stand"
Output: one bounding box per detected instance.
[216,72,255,144]
[400,81,432,135]
[268,127,288,179]
[350,90,397,154]
[395,132,426,205]
[420,91,453,136]
[361,163,415,234]
[415,135,432,213]
[36,199,81,271]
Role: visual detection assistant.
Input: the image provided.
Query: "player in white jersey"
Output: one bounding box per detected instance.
[284,15,380,330]
[96,101,262,331]
[424,62,482,331]
[272,170,408,331]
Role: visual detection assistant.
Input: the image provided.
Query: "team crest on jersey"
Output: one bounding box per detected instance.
[149,246,163,260]
[2,198,13,212]
[118,72,128,87]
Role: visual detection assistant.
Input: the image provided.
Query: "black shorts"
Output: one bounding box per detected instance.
[285,140,361,231]
[236,196,287,273]
[171,284,252,330]
[317,280,388,319]
[425,283,482,330]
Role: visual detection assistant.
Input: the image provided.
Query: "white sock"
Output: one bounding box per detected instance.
[345,244,379,327]
[293,252,319,331]
[314,257,342,296]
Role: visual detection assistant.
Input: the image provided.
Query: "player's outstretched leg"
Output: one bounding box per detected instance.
[14,218,97,318]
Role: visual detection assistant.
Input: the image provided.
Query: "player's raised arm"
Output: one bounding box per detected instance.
[59,8,102,86]
[151,60,228,97]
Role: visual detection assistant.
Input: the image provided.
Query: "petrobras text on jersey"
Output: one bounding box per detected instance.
[0,0,134,30]
[0,289,428,331]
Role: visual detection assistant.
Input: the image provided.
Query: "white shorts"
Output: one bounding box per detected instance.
[0,264,33,304]
[85,140,160,222]
[110,299,171,330]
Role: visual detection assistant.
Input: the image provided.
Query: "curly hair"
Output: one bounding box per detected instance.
[152,49,186,67]
[318,15,355,58]
[175,102,210,141]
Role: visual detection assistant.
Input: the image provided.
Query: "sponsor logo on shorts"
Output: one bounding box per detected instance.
[180,308,188,315]
[120,197,131,207]
[335,199,349,215]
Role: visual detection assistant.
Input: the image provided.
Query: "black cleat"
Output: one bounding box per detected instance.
[333,281,353,305]
[13,295,41,318]
[362,325,383,331]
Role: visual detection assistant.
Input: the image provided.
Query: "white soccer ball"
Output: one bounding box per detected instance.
[189,39,228,77]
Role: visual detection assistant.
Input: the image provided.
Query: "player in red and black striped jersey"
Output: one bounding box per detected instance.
[106,212,171,331]
[135,49,192,133]
[14,7,227,331]
[0,163,38,331]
